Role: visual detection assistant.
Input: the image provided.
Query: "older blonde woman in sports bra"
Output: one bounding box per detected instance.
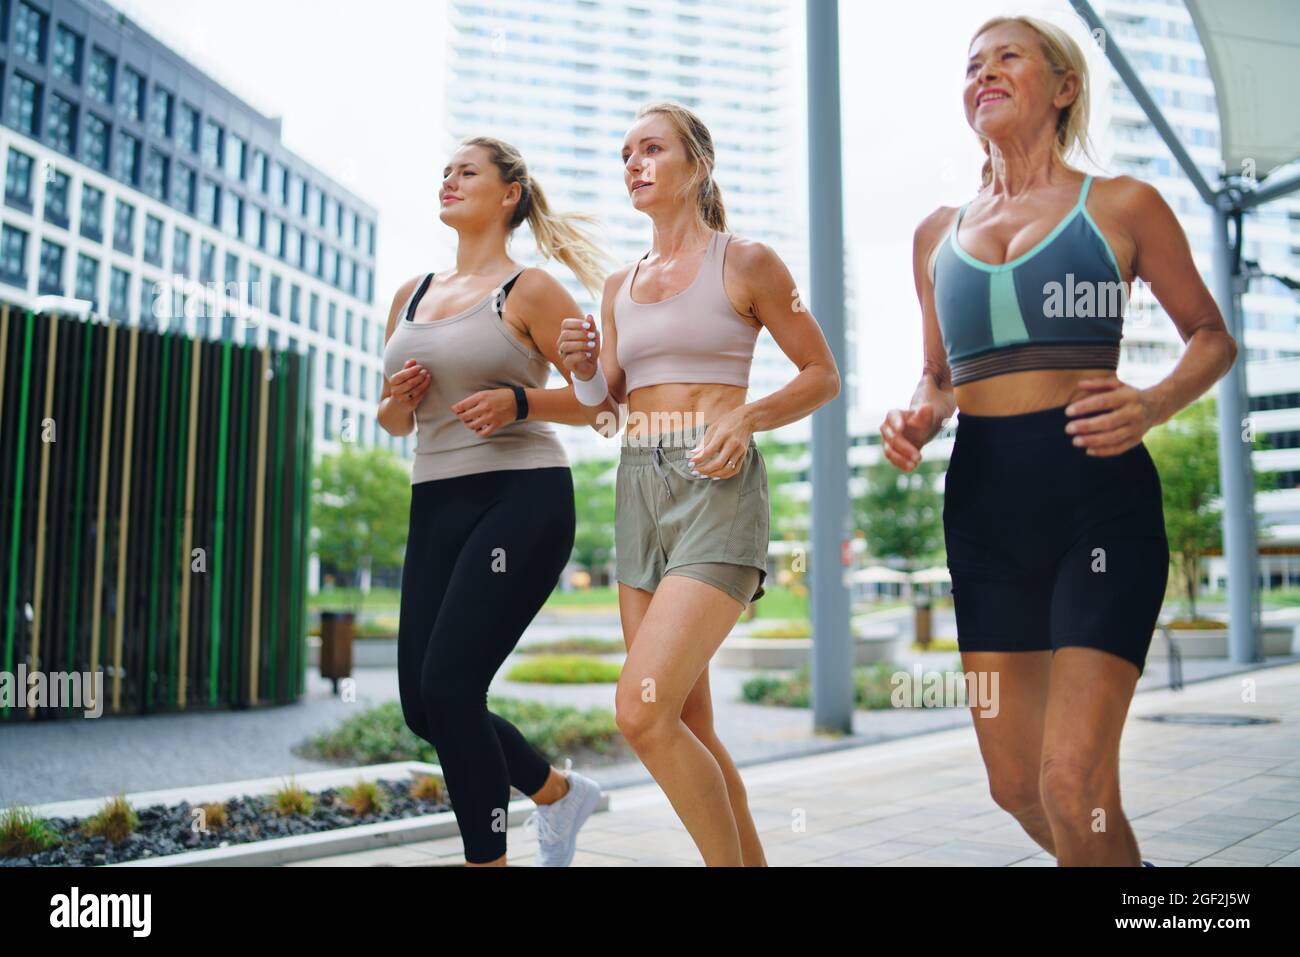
[880,16,1235,866]
[557,102,840,867]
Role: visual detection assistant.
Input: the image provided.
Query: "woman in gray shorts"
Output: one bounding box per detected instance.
[557,102,841,866]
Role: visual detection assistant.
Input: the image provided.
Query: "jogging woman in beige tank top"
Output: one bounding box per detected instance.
[379,137,615,867]
[557,103,841,866]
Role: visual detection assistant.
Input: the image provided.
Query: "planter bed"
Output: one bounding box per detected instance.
[5,761,607,868]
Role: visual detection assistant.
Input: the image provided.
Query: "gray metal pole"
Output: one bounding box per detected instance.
[1210,201,1263,664]
[805,0,853,733]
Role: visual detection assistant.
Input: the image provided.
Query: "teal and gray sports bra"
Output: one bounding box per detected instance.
[931,173,1127,387]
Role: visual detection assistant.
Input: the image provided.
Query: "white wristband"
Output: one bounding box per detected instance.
[573,358,609,406]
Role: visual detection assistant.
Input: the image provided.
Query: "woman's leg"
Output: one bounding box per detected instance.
[614,573,753,865]
[618,581,767,866]
[960,650,1055,855]
[1039,647,1142,865]
[411,468,576,865]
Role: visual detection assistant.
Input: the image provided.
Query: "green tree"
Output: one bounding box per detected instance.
[313,444,411,612]
[1145,395,1275,621]
[571,457,615,576]
[856,457,945,571]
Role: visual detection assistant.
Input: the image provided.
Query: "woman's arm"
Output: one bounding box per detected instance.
[880,207,958,471]
[377,275,431,438]
[557,267,630,438]
[725,239,841,435]
[1065,177,1237,454]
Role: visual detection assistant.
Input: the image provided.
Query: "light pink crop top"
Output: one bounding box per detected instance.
[614,230,759,392]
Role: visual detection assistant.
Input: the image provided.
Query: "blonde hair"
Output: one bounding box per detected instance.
[969,15,1098,188]
[632,102,727,231]
[460,135,612,298]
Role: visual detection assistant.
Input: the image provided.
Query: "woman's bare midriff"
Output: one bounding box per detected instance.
[624,382,748,439]
[954,367,1118,417]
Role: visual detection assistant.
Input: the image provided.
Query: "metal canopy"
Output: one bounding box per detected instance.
[1184,0,1300,178]
[1070,0,1300,668]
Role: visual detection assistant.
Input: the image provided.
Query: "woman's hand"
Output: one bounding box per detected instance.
[879,404,938,472]
[689,406,753,480]
[452,388,518,438]
[1064,375,1161,456]
[557,314,599,381]
[388,359,431,411]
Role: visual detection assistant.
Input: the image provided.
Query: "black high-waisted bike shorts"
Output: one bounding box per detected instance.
[942,403,1170,676]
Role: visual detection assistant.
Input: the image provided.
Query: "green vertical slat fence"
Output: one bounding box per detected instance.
[1,307,313,720]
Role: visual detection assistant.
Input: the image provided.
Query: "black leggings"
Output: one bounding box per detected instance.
[397,466,576,863]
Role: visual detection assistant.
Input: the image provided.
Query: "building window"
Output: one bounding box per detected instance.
[288,173,304,216]
[83,112,109,170]
[173,163,195,214]
[108,266,130,321]
[199,178,219,227]
[53,24,83,83]
[143,215,164,267]
[113,198,134,255]
[75,253,98,305]
[226,132,245,180]
[269,273,282,315]
[342,358,352,396]
[309,291,319,331]
[15,2,48,65]
[247,263,261,308]
[361,317,370,353]
[1,224,29,286]
[250,150,267,192]
[344,309,353,346]
[272,162,287,205]
[114,130,140,185]
[148,86,173,139]
[323,401,333,440]
[327,301,337,339]
[80,183,104,241]
[5,148,34,207]
[247,204,264,248]
[289,282,301,324]
[201,118,222,169]
[199,239,215,283]
[7,73,41,136]
[119,66,145,122]
[309,185,322,225]
[141,277,161,329]
[267,216,283,257]
[177,103,199,153]
[367,221,375,256]
[144,147,168,201]
[43,168,70,227]
[224,251,239,285]
[222,191,241,239]
[88,46,115,104]
[46,93,77,154]
[172,227,191,278]
[325,352,335,390]
[334,199,344,238]
[38,239,64,295]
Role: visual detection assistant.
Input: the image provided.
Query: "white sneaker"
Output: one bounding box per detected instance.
[523,759,602,867]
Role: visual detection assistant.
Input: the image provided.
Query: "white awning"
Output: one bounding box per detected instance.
[1184,0,1300,177]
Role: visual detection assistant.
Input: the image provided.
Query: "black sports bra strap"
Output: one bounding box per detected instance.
[500,267,524,306]
[405,272,435,321]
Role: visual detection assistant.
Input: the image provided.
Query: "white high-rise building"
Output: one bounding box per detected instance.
[444,0,855,459]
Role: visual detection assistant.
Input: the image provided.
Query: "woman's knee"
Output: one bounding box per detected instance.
[987,769,1043,818]
[1039,750,1116,824]
[614,690,677,749]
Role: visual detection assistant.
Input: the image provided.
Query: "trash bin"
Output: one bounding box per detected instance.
[319,611,355,694]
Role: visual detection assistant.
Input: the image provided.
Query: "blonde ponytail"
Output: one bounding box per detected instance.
[461,135,613,298]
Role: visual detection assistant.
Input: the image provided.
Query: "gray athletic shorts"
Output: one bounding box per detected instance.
[615,424,769,607]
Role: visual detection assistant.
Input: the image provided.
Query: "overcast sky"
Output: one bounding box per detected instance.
[119,0,1096,413]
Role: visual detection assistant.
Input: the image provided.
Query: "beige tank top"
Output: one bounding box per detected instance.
[614,230,759,392]
[382,266,570,483]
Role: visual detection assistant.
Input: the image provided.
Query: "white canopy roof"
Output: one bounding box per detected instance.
[1185,0,1300,177]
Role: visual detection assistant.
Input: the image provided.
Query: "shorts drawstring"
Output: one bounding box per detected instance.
[652,445,675,500]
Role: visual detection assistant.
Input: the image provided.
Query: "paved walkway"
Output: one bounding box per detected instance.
[290,661,1300,867]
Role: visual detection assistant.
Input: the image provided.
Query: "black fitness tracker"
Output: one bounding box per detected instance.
[512,385,528,421]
